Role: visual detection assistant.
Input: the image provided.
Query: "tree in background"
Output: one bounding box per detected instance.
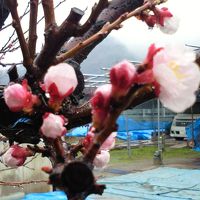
[0,0,200,199]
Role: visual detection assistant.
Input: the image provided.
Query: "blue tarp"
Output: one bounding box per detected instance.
[23,167,200,200]
[186,118,200,152]
[67,115,172,140]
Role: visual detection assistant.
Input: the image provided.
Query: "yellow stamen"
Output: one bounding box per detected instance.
[168,61,186,79]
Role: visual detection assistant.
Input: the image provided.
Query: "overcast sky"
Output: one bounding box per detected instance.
[1,0,200,63]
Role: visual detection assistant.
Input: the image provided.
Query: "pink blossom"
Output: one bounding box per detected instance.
[153,44,200,112]
[91,84,112,129]
[110,60,136,98]
[141,7,179,34]
[101,132,116,150]
[43,63,78,104]
[83,128,116,151]
[4,80,39,112]
[1,145,32,167]
[93,150,110,168]
[41,112,67,139]
[91,84,112,109]
[153,7,179,34]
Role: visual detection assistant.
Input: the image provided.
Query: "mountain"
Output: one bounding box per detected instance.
[81,36,139,74]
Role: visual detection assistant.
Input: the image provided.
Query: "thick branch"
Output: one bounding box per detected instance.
[56,0,160,64]
[42,0,56,30]
[34,7,85,78]
[28,0,39,59]
[77,0,109,35]
[60,0,145,64]
[5,0,32,72]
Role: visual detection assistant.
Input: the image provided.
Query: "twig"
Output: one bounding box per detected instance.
[0,2,30,52]
[5,0,32,71]
[0,62,22,67]
[0,1,30,31]
[0,180,48,186]
[2,0,67,55]
[28,0,39,59]
[56,0,164,64]
[23,153,39,166]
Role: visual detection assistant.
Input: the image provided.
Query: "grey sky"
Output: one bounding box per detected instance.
[1,0,200,63]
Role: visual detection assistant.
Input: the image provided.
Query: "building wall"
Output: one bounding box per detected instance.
[0,143,51,197]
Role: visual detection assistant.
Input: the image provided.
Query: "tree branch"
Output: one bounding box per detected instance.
[77,0,109,35]
[0,180,48,186]
[42,0,56,30]
[5,0,32,72]
[56,0,160,64]
[84,84,154,163]
[28,0,39,59]
[34,7,85,77]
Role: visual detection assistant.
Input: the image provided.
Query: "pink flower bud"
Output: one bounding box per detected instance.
[101,132,116,150]
[4,80,39,112]
[83,128,116,151]
[91,84,112,129]
[1,145,32,167]
[91,84,112,110]
[43,63,78,103]
[153,7,179,34]
[93,150,110,168]
[41,112,67,139]
[110,60,136,99]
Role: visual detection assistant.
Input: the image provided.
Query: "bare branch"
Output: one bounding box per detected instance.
[0,1,30,31]
[42,0,56,30]
[5,0,32,72]
[0,180,48,186]
[28,0,39,59]
[77,0,109,35]
[56,0,155,64]
[34,7,85,77]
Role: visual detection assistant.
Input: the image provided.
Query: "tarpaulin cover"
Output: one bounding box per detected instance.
[186,118,200,151]
[23,191,90,200]
[67,115,172,140]
[23,167,200,200]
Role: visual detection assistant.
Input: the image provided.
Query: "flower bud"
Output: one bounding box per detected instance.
[4,80,39,112]
[1,145,32,167]
[110,60,136,99]
[153,7,179,34]
[43,63,78,105]
[93,150,110,168]
[41,112,67,139]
